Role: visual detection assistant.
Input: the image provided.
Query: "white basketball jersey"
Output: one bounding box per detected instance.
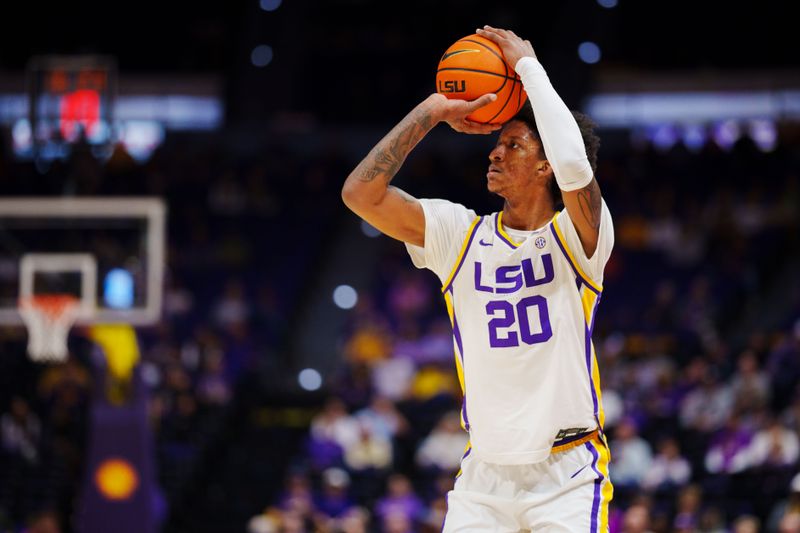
[407,199,614,465]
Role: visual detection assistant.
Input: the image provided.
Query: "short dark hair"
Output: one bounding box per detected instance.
[509,104,600,209]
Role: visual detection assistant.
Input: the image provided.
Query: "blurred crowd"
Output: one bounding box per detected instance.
[0,120,798,533]
[0,131,346,532]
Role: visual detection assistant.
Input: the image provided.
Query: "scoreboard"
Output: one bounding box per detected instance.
[26,55,117,159]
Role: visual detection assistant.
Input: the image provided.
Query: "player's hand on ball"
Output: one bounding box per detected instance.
[476,26,536,70]
[427,93,502,134]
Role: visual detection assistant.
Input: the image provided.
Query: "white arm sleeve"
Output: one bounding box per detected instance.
[515,57,593,192]
[405,199,477,284]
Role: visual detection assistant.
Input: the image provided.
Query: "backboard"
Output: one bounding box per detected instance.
[0,197,165,326]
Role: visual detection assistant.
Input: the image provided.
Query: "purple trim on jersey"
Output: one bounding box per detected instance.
[442,217,483,294]
[494,212,519,249]
[586,324,599,418]
[461,394,471,431]
[449,288,470,431]
[587,294,602,424]
[585,440,603,533]
[548,222,600,295]
[451,303,465,359]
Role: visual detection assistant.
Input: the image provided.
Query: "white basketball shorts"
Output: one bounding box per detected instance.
[442,432,613,532]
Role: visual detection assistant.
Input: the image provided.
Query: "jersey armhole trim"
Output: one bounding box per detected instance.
[550,215,603,294]
[441,216,483,294]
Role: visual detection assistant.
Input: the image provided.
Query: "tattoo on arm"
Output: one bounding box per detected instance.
[356,107,434,184]
[576,179,602,229]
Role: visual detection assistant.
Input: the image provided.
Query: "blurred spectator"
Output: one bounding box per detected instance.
[768,331,800,411]
[354,395,410,443]
[673,484,704,532]
[414,410,468,473]
[698,506,728,533]
[733,514,762,533]
[779,512,800,533]
[680,367,734,434]
[338,364,377,413]
[24,509,61,533]
[212,278,250,331]
[374,474,425,530]
[704,415,754,474]
[315,467,355,520]
[609,417,653,491]
[342,316,393,367]
[621,503,655,533]
[371,356,416,402]
[386,271,431,323]
[333,505,371,533]
[343,421,393,473]
[419,496,448,533]
[1,397,41,464]
[747,417,800,469]
[309,397,360,462]
[195,351,232,406]
[408,364,460,403]
[730,350,771,415]
[768,473,800,533]
[601,387,624,430]
[641,437,692,494]
[275,470,315,520]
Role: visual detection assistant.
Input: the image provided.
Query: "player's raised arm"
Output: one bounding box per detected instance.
[477,26,603,257]
[341,93,500,247]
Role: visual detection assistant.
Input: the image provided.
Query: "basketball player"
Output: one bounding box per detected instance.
[342,26,613,532]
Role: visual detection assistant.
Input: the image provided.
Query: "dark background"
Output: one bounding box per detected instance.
[1,0,795,124]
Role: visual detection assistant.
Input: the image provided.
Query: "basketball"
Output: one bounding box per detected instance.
[436,33,528,125]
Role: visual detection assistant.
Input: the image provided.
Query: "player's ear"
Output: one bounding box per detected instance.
[537,159,552,177]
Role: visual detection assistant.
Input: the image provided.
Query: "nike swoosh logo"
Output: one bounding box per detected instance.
[478,239,492,247]
[442,49,481,61]
[570,463,591,478]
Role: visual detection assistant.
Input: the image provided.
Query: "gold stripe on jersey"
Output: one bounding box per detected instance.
[580,284,607,431]
[496,211,521,247]
[445,290,469,432]
[551,216,603,293]
[441,217,482,293]
[581,285,597,326]
[590,342,606,429]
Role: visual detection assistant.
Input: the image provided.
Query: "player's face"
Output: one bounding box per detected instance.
[486,120,547,198]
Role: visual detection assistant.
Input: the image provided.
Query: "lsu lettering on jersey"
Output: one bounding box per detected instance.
[407,199,614,465]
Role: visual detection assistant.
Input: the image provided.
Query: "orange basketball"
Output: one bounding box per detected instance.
[436,34,528,125]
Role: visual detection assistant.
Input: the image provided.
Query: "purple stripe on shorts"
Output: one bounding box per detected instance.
[585,440,603,533]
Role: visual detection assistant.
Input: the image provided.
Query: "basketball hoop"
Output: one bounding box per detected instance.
[18,295,80,363]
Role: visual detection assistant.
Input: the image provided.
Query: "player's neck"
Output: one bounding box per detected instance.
[501,196,555,231]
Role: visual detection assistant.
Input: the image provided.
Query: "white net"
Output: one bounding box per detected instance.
[18,295,80,363]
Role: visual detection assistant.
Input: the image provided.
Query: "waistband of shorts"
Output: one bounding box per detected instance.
[551,429,599,453]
